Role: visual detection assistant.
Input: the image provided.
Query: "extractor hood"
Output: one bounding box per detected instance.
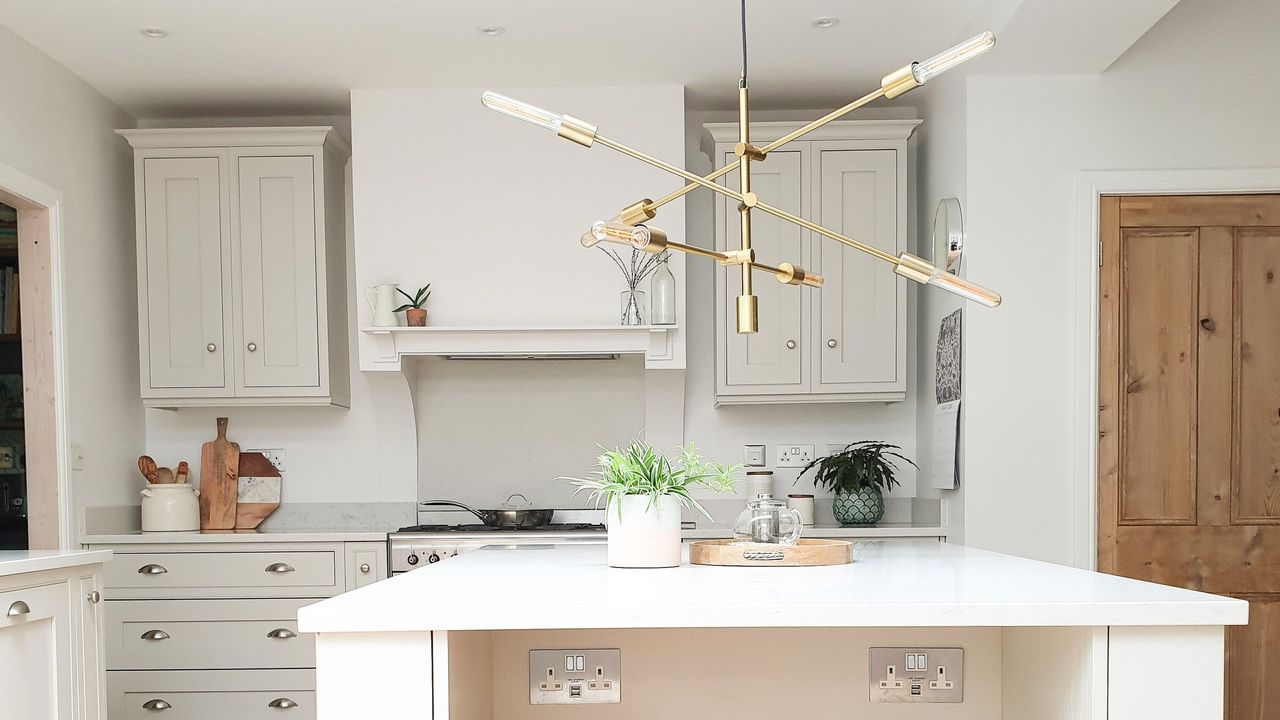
[361,325,675,371]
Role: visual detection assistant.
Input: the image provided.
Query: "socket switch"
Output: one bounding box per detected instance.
[775,444,815,468]
[869,647,963,703]
[530,648,621,705]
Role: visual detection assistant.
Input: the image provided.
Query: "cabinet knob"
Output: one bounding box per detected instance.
[785,340,796,349]
[6,600,30,617]
[247,342,258,352]
[86,591,102,604]
[827,338,838,348]
[138,563,168,575]
[265,562,295,574]
[206,343,217,353]
[268,698,299,709]
[266,628,297,640]
[360,563,371,574]
[142,699,172,711]
[140,629,171,641]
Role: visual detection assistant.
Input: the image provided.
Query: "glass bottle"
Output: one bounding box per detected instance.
[650,255,676,325]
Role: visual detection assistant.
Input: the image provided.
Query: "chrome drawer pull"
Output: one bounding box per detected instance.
[268,698,298,709]
[138,564,168,575]
[140,629,171,641]
[142,699,171,711]
[266,628,297,639]
[6,600,30,617]
[265,562,295,574]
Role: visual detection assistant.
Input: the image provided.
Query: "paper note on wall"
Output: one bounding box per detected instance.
[932,400,961,490]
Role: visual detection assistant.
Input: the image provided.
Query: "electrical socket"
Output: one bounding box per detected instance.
[869,647,963,704]
[743,444,766,467]
[775,445,815,468]
[530,649,621,705]
[245,448,286,473]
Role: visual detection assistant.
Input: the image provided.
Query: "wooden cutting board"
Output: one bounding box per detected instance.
[236,451,282,530]
[198,417,240,530]
[689,539,854,567]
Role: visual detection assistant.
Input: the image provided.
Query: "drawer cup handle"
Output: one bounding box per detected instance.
[142,699,172,711]
[140,629,171,641]
[265,562,295,574]
[6,600,30,617]
[268,698,299,709]
[267,628,297,639]
[138,564,168,575]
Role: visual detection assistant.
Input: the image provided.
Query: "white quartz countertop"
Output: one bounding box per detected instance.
[297,541,1248,633]
[81,528,389,544]
[682,522,946,539]
[0,549,113,578]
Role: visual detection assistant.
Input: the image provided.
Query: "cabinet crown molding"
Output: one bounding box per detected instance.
[116,126,350,157]
[704,119,921,144]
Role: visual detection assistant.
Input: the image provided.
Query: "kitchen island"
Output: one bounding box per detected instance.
[299,541,1246,720]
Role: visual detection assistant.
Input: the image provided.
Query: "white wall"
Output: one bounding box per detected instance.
[0,26,142,516]
[955,0,1280,566]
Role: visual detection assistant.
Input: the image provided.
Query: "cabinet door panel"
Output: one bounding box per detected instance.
[141,157,229,390]
[0,581,74,720]
[234,155,321,390]
[814,149,901,388]
[719,150,806,390]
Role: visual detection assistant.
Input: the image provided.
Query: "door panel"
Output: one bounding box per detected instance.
[0,581,75,720]
[719,150,805,390]
[141,157,229,390]
[1233,229,1280,523]
[813,149,899,387]
[1227,595,1280,719]
[233,155,320,390]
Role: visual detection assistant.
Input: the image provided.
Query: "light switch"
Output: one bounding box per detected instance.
[743,444,766,467]
[576,655,585,671]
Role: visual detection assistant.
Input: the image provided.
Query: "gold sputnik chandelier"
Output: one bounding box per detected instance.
[482,2,1001,334]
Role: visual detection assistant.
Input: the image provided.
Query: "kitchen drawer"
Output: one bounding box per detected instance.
[108,669,315,719]
[106,599,314,671]
[103,550,341,598]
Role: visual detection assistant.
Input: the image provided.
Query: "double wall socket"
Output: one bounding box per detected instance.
[869,647,964,703]
[529,649,621,705]
[776,445,816,468]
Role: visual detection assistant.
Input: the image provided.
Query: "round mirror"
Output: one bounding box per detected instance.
[932,197,964,275]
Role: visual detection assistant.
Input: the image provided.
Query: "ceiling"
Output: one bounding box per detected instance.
[0,0,1182,118]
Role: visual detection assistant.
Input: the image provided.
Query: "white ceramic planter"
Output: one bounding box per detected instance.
[606,494,682,568]
[140,484,200,532]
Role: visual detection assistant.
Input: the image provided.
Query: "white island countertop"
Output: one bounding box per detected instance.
[0,549,113,578]
[298,540,1247,633]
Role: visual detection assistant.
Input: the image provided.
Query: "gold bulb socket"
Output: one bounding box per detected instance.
[881,64,923,99]
[618,200,657,227]
[733,142,767,161]
[736,295,759,334]
[893,252,939,284]
[719,248,755,266]
[632,225,669,253]
[557,114,598,147]
[777,262,824,287]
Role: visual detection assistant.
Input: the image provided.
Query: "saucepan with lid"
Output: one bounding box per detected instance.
[420,494,555,529]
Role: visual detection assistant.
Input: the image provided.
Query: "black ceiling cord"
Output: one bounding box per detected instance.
[740,0,748,88]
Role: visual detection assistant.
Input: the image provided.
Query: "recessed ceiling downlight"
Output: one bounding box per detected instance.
[476,25,505,37]
[811,17,839,29]
[139,27,169,39]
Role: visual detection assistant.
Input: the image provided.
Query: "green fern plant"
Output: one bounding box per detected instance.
[797,441,917,493]
[561,441,741,521]
[393,284,431,311]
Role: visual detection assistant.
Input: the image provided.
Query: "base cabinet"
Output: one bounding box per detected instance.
[107,669,315,720]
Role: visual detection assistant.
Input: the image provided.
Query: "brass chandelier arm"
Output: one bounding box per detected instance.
[751,200,898,265]
[593,135,747,206]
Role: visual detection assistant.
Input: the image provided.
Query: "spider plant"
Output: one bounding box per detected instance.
[798,441,917,493]
[393,284,431,311]
[562,441,741,521]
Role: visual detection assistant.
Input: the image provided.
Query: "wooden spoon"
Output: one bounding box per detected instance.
[154,467,175,484]
[175,461,190,484]
[138,455,158,484]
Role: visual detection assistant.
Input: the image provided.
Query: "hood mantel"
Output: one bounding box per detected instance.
[361,325,675,371]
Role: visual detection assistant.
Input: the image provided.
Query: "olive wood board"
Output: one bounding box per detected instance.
[689,539,854,567]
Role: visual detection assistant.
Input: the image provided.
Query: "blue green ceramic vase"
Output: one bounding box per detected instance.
[833,486,885,526]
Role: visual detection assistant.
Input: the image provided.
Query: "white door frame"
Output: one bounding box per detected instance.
[0,160,74,549]
[1073,168,1280,570]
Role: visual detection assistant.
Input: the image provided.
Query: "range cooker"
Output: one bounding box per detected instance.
[388,510,606,575]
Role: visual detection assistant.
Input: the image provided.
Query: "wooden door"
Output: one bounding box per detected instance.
[231,154,321,392]
[1098,194,1280,719]
[717,149,807,392]
[811,147,902,390]
[140,156,231,391]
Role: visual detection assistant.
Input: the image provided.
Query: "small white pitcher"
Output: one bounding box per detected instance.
[364,284,400,327]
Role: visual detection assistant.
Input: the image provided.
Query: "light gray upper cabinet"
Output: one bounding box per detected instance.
[707,120,918,405]
[120,128,350,408]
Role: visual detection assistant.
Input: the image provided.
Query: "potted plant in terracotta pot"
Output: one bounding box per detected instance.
[564,442,740,568]
[395,284,431,326]
[798,441,916,527]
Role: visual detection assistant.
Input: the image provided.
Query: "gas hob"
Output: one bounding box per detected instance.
[388,520,606,574]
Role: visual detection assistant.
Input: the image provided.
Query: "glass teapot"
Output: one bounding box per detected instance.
[733,494,804,545]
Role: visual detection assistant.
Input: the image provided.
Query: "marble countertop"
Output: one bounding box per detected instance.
[297,540,1248,634]
[81,528,389,544]
[0,549,113,578]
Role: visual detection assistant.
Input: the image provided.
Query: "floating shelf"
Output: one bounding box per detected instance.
[360,325,677,371]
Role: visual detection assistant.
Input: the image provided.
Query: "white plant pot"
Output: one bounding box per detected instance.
[606,495,682,568]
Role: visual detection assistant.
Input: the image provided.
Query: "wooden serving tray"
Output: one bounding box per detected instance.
[689,539,854,567]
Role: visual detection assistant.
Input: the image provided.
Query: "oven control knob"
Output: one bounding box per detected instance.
[406,553,419,565]
[428,553,441,564]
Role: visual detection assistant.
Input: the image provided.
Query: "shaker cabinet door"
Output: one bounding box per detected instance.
[812,148,904,391]
[717,149,808,392]
[140,156,231,392]
[0,581,76,720]
[232,154,322,391]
